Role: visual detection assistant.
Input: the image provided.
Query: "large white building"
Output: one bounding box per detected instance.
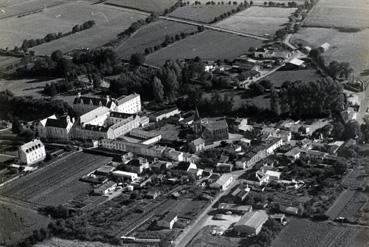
[38,115,75,141]
[73,94,117,115]
[116,93,141,114]
[18,139,46,165]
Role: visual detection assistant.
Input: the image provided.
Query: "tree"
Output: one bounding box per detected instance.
[343,120,361,140]
[130,53,146,66]
[152,76,165,102]
[49,83,57,97]
[270,87,281,116]
[11,117,22,134]
[51,50,64,62]
[332,121,345,140]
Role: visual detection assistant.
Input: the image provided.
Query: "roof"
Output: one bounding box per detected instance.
[74,95,115,108]
[160,212,177,222]
[218,203,252,212]
[265,170,281,177]
[20,139,44,153]
[40,115,56,127]
[235,210,268,229]
[45,118,68,128]
[285,147,301,156]
[204,119,228,131]
[193,138,205,146]
[95,181,116,192]
[214,174,233,186]
[152,107,179,117]
[288,58,304,66]
[117,93,139,105]
[110,111,134,119]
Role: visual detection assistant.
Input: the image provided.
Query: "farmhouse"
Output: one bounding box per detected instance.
[18,139,46,165]
[233,210,269,235]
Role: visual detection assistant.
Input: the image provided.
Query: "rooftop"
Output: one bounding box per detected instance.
[235,210,268,229]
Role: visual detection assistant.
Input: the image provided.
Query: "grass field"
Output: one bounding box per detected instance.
[0,0,65,19]
[291,27,369,79]
[105,0,177,14]
[272,218,368,247]
[214,6,296,36]
[0,204,49,246]
[0,78,59,97]
[35,238,119,247]
[0,55,20,70]
[115,20,196,59]
[264,69,324,88]
[303,0,369,29]
[146,30,264,66]
[0,2,146,52]
[0,152,112,206]
[169,5,238,23]
[188,226,240,247]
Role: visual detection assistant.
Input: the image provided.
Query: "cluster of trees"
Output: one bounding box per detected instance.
[0,91,75,121]
[144,27,203,55]
[211,3,249,23]
[163,0,183,15]
[263,1,298,7]
[17,20,95,52]
[38,205,71,219]
[191,0,252,5]
[332,120,361,141]
[269,78,346,119]
[117,13,158,38]
[275,6,306,39]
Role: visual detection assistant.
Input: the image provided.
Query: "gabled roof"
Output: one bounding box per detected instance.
[45,118,68,128]
[74,96,115,108]
[235,210,268,229]
[204,119,228,131]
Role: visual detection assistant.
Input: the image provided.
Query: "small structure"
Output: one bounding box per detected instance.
[210,174,233,190]
[146,190,160,199]
[319,42,330,52]
[157,212,178,229]
[190,138,206,152]
[18,139,46,165]
[112,170,138,181]
[218,203,252,214]
[284,147,301,160]
[233,210,269,236]
[93,181,117,195]
[285,57,305,69]
[150,107,180,122]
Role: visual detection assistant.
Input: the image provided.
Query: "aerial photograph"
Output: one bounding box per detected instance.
[0,0,368,246]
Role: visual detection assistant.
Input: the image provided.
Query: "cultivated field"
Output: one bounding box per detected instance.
[0,152,112,206]
[184,0,305,4]
[303,0,369,29]
[214,6,296,36]
[169,5,238,23]
[35,238,120,247]
[115,20,196,59]
[291,27,369,78]
[0,0,65,19]
[0,1,146,52]
[0,204,49,246]
[105,0,177,14]
[264,69,324,88]
[146,30,264,66]
[272,219,368,247]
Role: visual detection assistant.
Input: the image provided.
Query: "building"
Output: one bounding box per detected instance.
[112,170,138,181]
[216,163,233,173]
[116,93,141,114]
[218,203,252,214]
[285,57,305,70]
[127,158,149,174]
[150,107,180,122]
[319,42,330,52]
[73,94,117,115]
[284,147,301,160]
[157,212,178,229]
[38,115,75,141]
[190,138,205,152]
[129,129,161,145]
[233,210,269,235]
[210,174,233,190]
[237,118,253,132]
[93,181,117,195]
[18,139,46,165]
[202,119,229,143]
[238,70,261,88]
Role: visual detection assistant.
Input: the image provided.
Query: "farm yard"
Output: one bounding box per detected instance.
[105,0,178,14]
[291,28,369,79]
[146,30,264,66]
[115,20,197,59]
[303,0,369,30]
[264,69,324,88]
[0,152,112,206]
[271,218,368,247]
[214,6,296,36]
[168,5,238,23]
[0,1,146,53]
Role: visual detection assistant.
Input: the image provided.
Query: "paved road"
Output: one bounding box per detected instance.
[159,16,269,41]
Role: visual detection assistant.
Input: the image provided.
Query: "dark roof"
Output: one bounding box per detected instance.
[45,118,68,128]
[110,111,134,119]
[152,107,179,117]
[205,119,228,131]
[176,161,191,171]
[83,124,110,132]
[74,96,115,108]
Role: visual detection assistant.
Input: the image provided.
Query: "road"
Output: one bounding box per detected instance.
[175,170,244,247]
[159,16,268,41]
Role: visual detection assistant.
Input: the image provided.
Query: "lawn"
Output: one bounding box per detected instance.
[264,69,324,88]
[146,30,264,66]
[115,20,196,59]
[169,5,238,23]
[35,238,119,247]
[214,6,296,36]
[0,78,59,97]
[105,0,178,14]
[272,218,368,247]
[303,0,369,29]
[291,27,369,79]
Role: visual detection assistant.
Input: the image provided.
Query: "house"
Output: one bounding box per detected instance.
[238,70,261,88]
[157,212,178,229]
[301,149,328,161]
[233,210,269,235]
[146,190,160,199]
[176,162,197,172]
[210,174,233,190]
[73,94,117,115]
[95,165,115,176]
[151,160,172,173]
[112,170,138,181]
[38,115,75,141]
[93,181,117,195]
[216,163,233,173]
[127,158,149,174]
[129,129,161,145]
[284,147,301,160]
[116,93,141,114]
[218,203,252,214]
[163,148,184,162]
[231,184,251,201]
[150,107,180,122]
[190,138,205,152]
[254,48,275,59]
[202,119,229,142]
[285,57,305,70]
[18,139,46,165]
[237,118,253,132]
[319,42,330,52]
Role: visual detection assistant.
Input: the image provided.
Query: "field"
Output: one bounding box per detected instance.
[325,189,355,220]
[169,5,238,23]
[303,0,369,29]
[188,226,240,247]
[184,0,305,4]
[0,0,65,19]
[291,27,369,79]
[105,0,177,14]
[0,78,60,97]
[214,6,296,36]
[146,30,264,66]
[115,20,196,59]
[264,69,324,88]
[0,204,49,246]
[272,219,368,247]
[35,238,120,247]
[338,192,369,223]
[0,2,146,53]
[0,152,112,206]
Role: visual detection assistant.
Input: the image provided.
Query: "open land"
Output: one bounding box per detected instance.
[0,78,56,97]
[188,225,240,247]
[115,20,196,59]
[169,5,238,23]
[146,30,264,66]
[264,69,325,88]
[303,0,369,29]
[0,152,112,206]
[0,204,49,246]
[105,0,177,14]
[35,238,120,247]
[214,6,296,36]
[29,2,147,55]
[271,218,368,247]
[291,28,369,79]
